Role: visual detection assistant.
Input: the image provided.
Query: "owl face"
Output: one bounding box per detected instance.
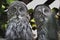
[7,1,28,19]
[34,5,52,25]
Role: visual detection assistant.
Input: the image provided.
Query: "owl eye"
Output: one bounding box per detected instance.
[8,7,16,19]
[43,8,50,16]
[9,7,16,13]
[44,9,49,13]
[43,7,49,13]
[19,7,24,12]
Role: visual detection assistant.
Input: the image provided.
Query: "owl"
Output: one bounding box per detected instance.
[7,1,30,20]
[33,4,52,40]
[5,1,33,40]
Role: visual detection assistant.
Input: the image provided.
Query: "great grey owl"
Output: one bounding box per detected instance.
[33,4,52,40]
[5,1,33,40]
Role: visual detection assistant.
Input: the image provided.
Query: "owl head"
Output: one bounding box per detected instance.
[33,4,52,26]
[7,1,30,20]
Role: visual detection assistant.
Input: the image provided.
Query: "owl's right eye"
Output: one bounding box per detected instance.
[19,7,24,12]
[8,7,17,18]
[11,7,16,13]
[8,7,16,14]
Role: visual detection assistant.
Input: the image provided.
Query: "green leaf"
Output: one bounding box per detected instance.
[6,0,17,4]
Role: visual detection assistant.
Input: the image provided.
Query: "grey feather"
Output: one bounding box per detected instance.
[33,4,52,40]
[5,1,33,40]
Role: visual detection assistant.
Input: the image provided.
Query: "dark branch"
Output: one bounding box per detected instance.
[19,0,33,4]
[44,0,55,6]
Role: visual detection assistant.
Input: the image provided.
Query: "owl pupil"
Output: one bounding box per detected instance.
[12,7,16,13]
[44,9,48,13]
[19,7,23,12]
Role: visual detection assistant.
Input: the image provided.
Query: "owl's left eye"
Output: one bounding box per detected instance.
[43,8,49,16]
[44,9,49,13]
[19,7,24,12]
